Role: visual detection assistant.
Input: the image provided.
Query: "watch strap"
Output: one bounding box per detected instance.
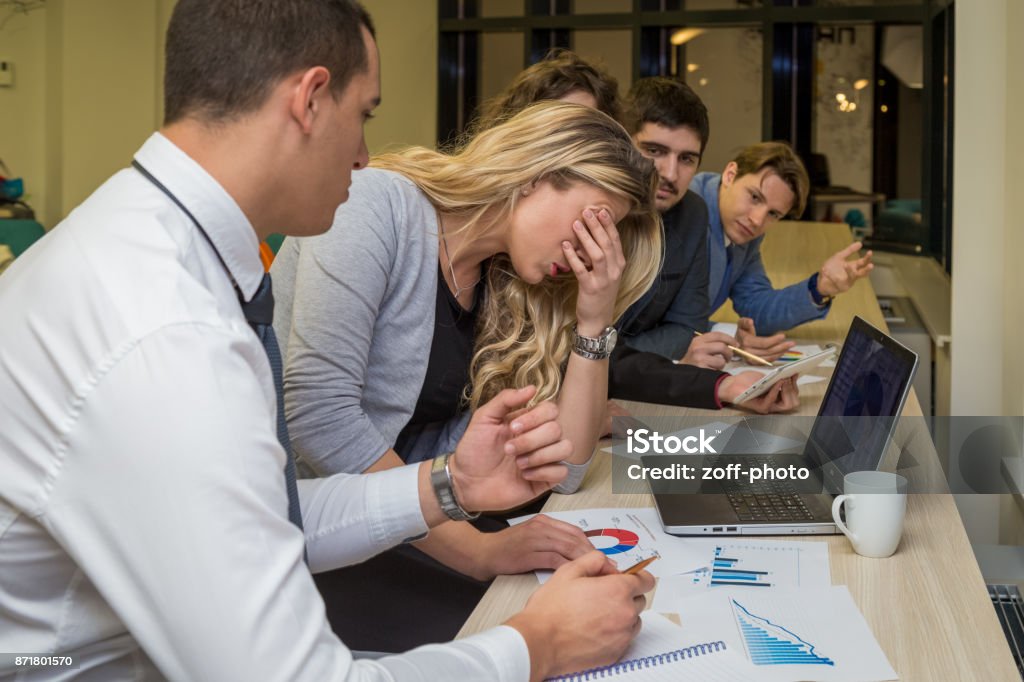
[572,325,616,360]
[430,452,481,521]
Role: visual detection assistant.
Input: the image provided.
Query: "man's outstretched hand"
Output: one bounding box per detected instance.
[817,242,873,297]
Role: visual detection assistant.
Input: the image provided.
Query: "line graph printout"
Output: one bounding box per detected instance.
[652,539,830,608]
[671,587,897,682]
[508,507,707,582]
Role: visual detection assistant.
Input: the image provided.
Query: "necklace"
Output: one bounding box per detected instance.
[439,212,481,300]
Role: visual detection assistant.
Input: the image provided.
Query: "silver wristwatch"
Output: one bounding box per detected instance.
[572,325,618,360]
[430,452,481,521]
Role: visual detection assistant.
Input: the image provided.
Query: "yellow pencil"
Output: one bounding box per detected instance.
[693,331,773,367]
[622,555,659,575]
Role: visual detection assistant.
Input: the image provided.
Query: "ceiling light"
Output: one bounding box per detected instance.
[670,28,707,46]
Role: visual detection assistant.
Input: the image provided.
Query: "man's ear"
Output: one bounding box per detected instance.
[290,66,332,134]
[722,161,739,186]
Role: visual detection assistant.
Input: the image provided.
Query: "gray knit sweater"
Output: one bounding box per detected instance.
[271,168,439,475]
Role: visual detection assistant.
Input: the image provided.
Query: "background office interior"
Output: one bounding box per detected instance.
[0,0,1021,564]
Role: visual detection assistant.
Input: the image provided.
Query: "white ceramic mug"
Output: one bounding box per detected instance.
[831,471,908,558]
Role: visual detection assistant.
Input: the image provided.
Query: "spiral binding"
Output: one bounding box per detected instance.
[546,641,728,681]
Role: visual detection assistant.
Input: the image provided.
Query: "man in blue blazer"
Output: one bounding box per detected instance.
[691,142,874,359]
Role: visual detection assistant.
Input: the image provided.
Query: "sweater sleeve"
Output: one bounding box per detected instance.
[275,170,436,475]
[727,241,828,335]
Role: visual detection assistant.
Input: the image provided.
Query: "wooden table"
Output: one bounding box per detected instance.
[457,221,1019,680]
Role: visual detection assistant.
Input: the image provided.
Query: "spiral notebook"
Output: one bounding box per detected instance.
[545,612,754,681]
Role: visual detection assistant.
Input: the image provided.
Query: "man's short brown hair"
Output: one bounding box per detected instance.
[732,142,810,219]
[164,0,375,125]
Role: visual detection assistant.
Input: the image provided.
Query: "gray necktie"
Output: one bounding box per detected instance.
[240,273,304,532]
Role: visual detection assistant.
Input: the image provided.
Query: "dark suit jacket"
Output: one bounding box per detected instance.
[610,192,726,409]
[617,190,710,359]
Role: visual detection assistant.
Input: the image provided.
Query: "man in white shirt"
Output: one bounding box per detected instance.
[0,1,653,680]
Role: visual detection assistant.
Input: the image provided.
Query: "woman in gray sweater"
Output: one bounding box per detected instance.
[271,103,660,589]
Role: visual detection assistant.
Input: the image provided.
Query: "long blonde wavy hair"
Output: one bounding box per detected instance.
[373,102,662,409]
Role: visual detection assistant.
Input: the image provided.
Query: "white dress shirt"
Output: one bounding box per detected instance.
[0,133,530,681]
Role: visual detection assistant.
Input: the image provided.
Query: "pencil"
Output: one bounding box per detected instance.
[693,331,773,367]
[622,555,659,575]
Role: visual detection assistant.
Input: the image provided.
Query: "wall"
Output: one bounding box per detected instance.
[0,5,48,224]
[951,0,1024,546]
[58,0,162,213]
[685,28,763,175]
[361,0,437,153]
[1003,0,1024,419]
[0,0,436,229]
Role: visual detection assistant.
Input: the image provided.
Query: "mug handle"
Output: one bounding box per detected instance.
[832,494,858,542]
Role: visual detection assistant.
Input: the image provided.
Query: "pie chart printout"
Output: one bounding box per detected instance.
[585,528,640,555]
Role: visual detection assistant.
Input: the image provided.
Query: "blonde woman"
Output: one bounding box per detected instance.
[270,102,659,646]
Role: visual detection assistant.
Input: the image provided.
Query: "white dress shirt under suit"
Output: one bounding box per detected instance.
[0,134,529,681]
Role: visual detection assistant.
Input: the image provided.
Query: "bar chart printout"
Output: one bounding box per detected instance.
[732,598,835,666]
[710,547,771,587]
[672,540,830,592]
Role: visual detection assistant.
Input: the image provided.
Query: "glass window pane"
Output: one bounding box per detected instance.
[572,29,634,91]
[480,32,526,102]
[480,0,524,17]
[680,0,764,9]
[677,27,763,175]
[812,24,883,227]
[574,0,632,13]
[812,0,921,5]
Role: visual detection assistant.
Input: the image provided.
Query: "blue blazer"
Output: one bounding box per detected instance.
[690,172,828,336]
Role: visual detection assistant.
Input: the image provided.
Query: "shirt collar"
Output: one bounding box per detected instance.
[133,132,263,301]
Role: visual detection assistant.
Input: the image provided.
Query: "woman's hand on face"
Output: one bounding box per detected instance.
[563,208,625,335]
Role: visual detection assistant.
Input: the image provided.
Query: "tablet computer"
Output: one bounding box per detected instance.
[730,347,837,404]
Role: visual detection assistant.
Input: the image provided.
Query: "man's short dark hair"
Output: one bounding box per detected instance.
[164,0,375,125]
[626,77,710,155]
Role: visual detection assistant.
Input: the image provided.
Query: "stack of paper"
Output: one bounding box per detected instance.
[512,507,898,681]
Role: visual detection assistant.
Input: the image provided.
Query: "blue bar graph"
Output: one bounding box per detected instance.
[710,547,773,587]
[733,599,835,666]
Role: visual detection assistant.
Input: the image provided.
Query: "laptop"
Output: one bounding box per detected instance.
[647,315,919,536]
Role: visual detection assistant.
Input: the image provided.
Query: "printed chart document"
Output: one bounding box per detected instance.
[545,611,755,681]
[509,507,706,581]
[509,509,831,589]
[670,586,898,682]
[653,538,831,608]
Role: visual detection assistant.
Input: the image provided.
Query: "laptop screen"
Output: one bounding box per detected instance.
[802,316,918,488]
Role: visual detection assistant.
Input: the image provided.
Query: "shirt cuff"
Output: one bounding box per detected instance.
[459,625,532,682]
[366,463,430,546]
[712,373,729,409]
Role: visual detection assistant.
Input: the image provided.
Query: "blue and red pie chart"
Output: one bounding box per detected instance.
[584,528,639,555]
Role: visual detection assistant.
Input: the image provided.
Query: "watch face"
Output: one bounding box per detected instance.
[604,327,618,352]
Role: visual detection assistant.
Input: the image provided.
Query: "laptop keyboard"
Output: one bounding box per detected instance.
[722,480,816,522]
